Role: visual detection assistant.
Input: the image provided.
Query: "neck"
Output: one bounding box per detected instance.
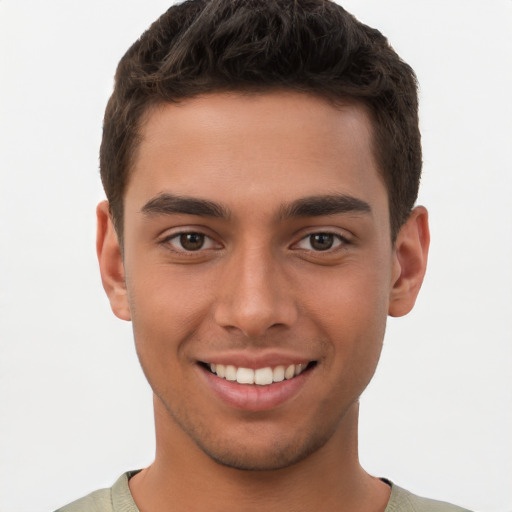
[129,396,389,512]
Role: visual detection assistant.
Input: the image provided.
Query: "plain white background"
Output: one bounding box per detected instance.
[0,1,511,511]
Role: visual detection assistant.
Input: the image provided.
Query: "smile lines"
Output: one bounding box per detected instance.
[206,362,314,386]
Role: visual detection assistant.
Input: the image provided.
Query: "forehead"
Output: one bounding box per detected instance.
[127,91,387,218]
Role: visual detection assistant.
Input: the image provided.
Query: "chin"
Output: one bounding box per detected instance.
[190,423,334,472]
[201,444,320,472]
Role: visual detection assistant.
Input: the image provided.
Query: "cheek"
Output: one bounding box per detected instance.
[128,259,214,318]
[300,263,390,368]
[125,265,214,366]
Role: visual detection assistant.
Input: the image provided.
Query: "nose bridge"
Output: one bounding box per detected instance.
[214,240,296,337]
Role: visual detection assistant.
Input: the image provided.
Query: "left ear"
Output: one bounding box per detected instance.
[388,206,430,317]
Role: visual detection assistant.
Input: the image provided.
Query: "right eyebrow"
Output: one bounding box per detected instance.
[140,193,230,219]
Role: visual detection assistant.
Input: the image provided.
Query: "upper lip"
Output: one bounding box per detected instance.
[196,350,317,369]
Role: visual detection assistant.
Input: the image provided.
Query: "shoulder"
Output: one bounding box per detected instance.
[386,482,473,512]
[54,471,139,512]
[54,487,113,512]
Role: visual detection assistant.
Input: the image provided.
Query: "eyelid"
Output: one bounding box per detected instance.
[291,229,352,251]
[159,228,223,252]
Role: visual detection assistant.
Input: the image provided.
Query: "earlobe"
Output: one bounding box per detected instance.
[388,206,430,317]
[96,201,131,321]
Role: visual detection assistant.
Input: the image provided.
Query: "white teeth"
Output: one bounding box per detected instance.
[254,367,273,385]
[272,365,285,382]
[295,363,306,376]
[225,365,237,381]
[236,367,254,384]
[284,365,295,380]
[208,362,311,385]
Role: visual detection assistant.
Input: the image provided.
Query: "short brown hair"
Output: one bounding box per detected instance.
[100,0,421,242]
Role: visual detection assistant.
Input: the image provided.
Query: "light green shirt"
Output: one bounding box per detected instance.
[56,472,473,512]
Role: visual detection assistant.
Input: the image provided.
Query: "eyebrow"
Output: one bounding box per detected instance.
[279,194,371,220]
[140,192,371,220]
[141,193,229,218]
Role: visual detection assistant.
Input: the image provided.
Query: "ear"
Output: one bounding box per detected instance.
[388,206,430,317]
[96,201,131,321]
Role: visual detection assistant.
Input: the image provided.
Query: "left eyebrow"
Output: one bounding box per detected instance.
[278,194,372,220]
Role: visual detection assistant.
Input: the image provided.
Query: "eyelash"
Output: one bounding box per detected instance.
[159,230,350,254]
[160,231,220,252]
[293,232,350,252]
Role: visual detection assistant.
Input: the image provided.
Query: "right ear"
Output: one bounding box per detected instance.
[96,201,131,321]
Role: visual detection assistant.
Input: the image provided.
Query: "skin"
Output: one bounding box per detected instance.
[97,92,429,512]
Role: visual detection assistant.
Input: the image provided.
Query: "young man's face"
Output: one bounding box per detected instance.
[99,92,427,471]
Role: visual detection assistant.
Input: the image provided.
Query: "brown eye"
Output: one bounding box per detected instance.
[294,232,346,252]
[163,231,220,253]
[309,233,335,251]
[179,233,205,251]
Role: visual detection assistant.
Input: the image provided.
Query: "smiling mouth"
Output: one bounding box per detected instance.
[200,361,317,386]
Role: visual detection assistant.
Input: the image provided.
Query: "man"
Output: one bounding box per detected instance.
[57,1,471,510]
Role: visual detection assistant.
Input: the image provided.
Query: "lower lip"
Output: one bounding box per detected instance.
[200,366,313,412]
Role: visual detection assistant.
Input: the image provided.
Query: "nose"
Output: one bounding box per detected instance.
[213,245,298,338]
